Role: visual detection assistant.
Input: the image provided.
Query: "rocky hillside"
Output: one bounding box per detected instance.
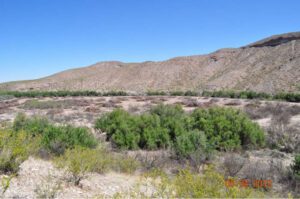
[1,32,300,93]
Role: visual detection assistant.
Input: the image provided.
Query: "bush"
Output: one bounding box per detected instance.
[55,146,105,185]
[170,91,185,96]
[191,107,265,151]
[34,175,62,199]
[292,154,300,180]
[146,90,167,96]
[174,130,207,158]
[13,114,97,155]
[202,90,299,102]
[102,91,128,96]
[172,168,259,198]
[114,167,264,198]
[13,114,49,136]
[0,130,40,174]
[41,125,97,154]
[184,90,198,96]
[55,146,139,185]
[96,109,140,150]
[95,105,265,154]
[149,104,190,140]
[137,114,170,150]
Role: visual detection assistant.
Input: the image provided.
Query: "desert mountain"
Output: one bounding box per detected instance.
[1,32,300,93]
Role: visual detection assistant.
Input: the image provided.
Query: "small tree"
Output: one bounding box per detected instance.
[55,147,104,186]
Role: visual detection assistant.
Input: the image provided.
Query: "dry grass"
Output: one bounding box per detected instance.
[101,100,121,108]
[224,100,242,106]
[85,106,100,113]
[181,98,200,107]
[245,103,300,120]
[127,105,140,114]
[127,150,172,172]
[223,153,246,177]
[22,99,92,110]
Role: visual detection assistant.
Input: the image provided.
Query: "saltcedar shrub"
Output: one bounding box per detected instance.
[150,104,188,139]
[137,114,170,150]
[191,107,265,151]
[174,130,207,158]
[95,105,265,153]
[13,113,97,154]
[95,109,140,149]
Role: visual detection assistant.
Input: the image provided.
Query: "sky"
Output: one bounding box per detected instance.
[1,0,300,83]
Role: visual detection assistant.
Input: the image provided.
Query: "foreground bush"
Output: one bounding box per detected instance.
[55,146,139,185]
[112,167,264,198]
[55,146,107,185]
[95,105,265,155]
[0,130,40,174]
[13,113,97,155]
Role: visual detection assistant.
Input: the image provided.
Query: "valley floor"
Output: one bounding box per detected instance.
[0,96,299,198]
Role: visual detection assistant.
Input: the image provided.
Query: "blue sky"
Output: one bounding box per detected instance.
[1,0,300,83]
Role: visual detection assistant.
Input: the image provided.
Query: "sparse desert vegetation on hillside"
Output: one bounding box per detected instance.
[1,32,300,94]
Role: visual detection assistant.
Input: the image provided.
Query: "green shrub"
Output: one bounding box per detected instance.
[13,114,97,155]
[274,92,300,102]
[137,114,170,150]
[1,90,298,102]
[55,146,139,185]
[184,90,198,96]
[55,146,107,185]
[102,91,128,96]
[0,130,40,174]
[41,125,97,154]
[292,154,300,180]
[115,167,264,198]
[201,90,298,102]
[95,105,265,153]
[13,114,49,136]
[170,91,185,96]
[191,107,265,150]
[150,104,190,139]
[174,130,207,158]
[96,109,140,150]
[12,113,28,132]
[146,90,167,96]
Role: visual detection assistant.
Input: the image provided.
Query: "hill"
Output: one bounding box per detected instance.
[1,32,300,93]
